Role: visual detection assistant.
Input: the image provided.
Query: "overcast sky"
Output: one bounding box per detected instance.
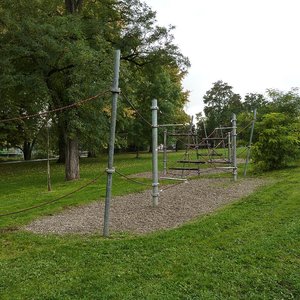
[144,0,300,117]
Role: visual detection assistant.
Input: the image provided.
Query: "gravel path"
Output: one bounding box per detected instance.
[24,177,266,235]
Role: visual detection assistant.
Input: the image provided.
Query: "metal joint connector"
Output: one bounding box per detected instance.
[152,183,159,187]
[111,87,121,94]
[106,167,115,174]
[151,105,159,110]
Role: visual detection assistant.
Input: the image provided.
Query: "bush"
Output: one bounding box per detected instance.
[252,113,300,171]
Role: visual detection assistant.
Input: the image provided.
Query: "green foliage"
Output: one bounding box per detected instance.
[266,88,300,118]
[202,80,242,134]
[253,113,300,171]
[122,63,190,151]
[0,0,114,162]
[243,93,268,113]
[0,0,190,176]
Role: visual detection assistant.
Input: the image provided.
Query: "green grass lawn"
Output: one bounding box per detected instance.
[0,152,299,299]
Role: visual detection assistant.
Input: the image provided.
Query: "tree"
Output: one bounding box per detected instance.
[122,62,189,155]
[0,0,114,178]
[0,0,190,180]
[243,93,268,113]
[203,80,242,134]
[252,113,300,171]
[266,88,300,118]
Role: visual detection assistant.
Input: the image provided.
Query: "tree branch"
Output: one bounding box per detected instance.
[47,65,75,77]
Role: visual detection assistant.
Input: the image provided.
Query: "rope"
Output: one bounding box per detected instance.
[120,92,153,128]
[0,176,101,217]
[115,169,152,186]
[237,146,249,157]
[237,120,253,136]
[160,180,187,192]
[0,90,110,123]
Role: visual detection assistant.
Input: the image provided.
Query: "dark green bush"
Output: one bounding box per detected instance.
[252,113,300,171]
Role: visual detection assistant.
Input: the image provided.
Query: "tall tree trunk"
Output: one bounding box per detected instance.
[88,150,96,158]
[23,141,32,160]
[65,0,83,13]
[135,145,140,158]
[23,141,35,160]
[65,136,80,181]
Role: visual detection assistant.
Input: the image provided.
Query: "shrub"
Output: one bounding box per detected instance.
[252,113,300,171]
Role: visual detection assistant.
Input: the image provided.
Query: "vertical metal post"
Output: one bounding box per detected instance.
[244,109,257,176]
[103,49,121,237]
[195,128,200,174]
[151,99,159,207]
[163,129,167,176]
[227,132,231,163]
[232,113,237,181]
[220,124,227,157]
[46,119,52,192]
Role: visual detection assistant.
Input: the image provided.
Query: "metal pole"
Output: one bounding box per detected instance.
[151,99,159,207]
[47,119,52,192]
[227,132,231,163]
[232,113,237,181]
[202,118,210,149]
[103,49,121,237]
[244,109,257,176]
[163,129,167,176]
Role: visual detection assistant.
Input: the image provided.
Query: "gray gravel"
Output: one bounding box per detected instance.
[24,177,266,235]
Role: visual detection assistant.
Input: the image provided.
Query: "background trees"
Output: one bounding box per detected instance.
[200,81,300,171]
[202,80,242,134]
[252,113,300,171]
[0,0,190,179]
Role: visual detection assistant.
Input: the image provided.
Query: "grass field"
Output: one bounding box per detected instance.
[0,152,299,299]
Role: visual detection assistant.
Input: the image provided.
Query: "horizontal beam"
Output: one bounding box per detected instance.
[187,144,211,148]
[197,153,222,156]
[168,133,197,137]
[215,167,235,169]
[160,177,188,181]
[202,137,228,140]
[169,167,200,171]
[207,160,230,164]
[177,160,206,164]
[215,127,234,130]
[158,124,185,127]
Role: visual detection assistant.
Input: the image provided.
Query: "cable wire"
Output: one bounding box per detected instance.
[120,92,153,128]
[115,169,152,186]
[236,120,253,136]
[160,178,188,192]
[0,90,110,123]
[0,176,102,217]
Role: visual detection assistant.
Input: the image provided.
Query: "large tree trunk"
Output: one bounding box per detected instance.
[23,141,33,160]
[65,136,80,181]
[135,146,140,159]
[65,0,83,13]
[88,150,96,158]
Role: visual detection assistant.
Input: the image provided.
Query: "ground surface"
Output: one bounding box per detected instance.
[25,177,266,235]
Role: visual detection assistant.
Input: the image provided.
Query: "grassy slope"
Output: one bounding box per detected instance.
[0,153,299,299]
[0,153,155,228]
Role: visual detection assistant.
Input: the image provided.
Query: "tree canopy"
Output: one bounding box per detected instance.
[0,0,190,179]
